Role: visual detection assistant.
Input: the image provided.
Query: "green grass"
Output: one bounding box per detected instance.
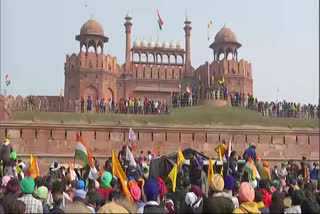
[10,105,319,128]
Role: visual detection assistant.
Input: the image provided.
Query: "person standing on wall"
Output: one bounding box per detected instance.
[0,138,14,177]
[87,96,92,112]
[80,96,84,113]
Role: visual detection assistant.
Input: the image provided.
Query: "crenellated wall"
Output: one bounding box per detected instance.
[0,122,318,173]
[64,51,120,111]
[195,58,253,95]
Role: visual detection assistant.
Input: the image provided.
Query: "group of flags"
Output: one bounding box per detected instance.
[75,132,136,201]
[211,75,225,85]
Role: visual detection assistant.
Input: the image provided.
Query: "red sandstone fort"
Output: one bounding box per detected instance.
[63,15,253,111]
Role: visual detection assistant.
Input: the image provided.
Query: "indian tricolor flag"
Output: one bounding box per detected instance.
[245,156,260,180]
[157,10,164,30]
[75,134,98,179]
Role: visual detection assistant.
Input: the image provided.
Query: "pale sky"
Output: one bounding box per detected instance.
[1,0,319,104]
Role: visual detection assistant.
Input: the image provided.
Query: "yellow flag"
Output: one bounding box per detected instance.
[168,164,177,192]
[207,157,214,184]
[111,149,127,181]
[111,149,132,201]
[215,143,226,157]
[218,147,222,161]
[211,75,214,84]
[219,76,225,84]
[177,148,185,168]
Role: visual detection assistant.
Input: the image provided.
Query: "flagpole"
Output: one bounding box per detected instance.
[207,25,210,87]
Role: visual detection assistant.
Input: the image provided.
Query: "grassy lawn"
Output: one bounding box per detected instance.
[10,105,319,128]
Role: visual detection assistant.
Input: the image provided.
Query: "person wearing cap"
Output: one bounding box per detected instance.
[278,162,288,181]
[18,176,43,213]
[222,175,239,209]
[243,143,257,162]
[137,178,167,214]
[128,180,144,209]
[63,189,91,213]
[259,161,271,180]
[97,171,113,201]
[233,182,260,214]
[208,174,225,197]
[3,151,17,178]
[0,138,14,171]
[35,186,50,213]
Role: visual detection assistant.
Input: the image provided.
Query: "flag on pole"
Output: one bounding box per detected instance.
[28,154,39,179]
[186,85,192,94]
[157,10,164,30]
[219,76,225,84]
[126,146,137,168]
[218,147,224,176]
[227,139,232,158]
[167,164,177,192]
[245,156,260,180]
[215,143,226,157]
[207,20,213,40]
[112,149,133,201]
[5,74,10,86]
[177,148,185,168]
[211,75,214,84]
[75,134,98,180]
[207,157,214,184]
[128,128,136,152]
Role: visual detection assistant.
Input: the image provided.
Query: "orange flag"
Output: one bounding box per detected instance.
[28,154,39,179]
[112,149,132,201]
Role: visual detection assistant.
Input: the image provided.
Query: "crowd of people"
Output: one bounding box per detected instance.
[76,96,170,115]
[0,137,319,213]
[229,92,320,119]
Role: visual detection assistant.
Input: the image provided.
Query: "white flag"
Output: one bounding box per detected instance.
[228,139,232,158]
[126,146,137,167]
[88,166,98,180]
[128,128,136,142]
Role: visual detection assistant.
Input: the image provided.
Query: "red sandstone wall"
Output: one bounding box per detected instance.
[0,123,318,173]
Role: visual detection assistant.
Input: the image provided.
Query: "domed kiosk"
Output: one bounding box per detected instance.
[209,26,242,61]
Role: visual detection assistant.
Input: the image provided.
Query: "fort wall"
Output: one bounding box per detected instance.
[0,122,318,173]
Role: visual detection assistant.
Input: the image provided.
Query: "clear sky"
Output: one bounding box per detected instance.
[1,0,319,104]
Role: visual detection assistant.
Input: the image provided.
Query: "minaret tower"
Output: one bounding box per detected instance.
[184,16,192,73]
[124,12,132,72]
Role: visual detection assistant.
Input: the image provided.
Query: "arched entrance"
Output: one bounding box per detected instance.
[105,88,114,102]
[83,85,98,107]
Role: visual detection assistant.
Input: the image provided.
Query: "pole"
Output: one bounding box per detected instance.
[0,0,3,95]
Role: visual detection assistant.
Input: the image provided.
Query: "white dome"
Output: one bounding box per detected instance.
[133,40,141,47]
[169,41,176,49]
[155,40,162,48]
[141,40,148,47]
[148,40,155,47]
[176,41,183,49]
[162,41,169,48]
